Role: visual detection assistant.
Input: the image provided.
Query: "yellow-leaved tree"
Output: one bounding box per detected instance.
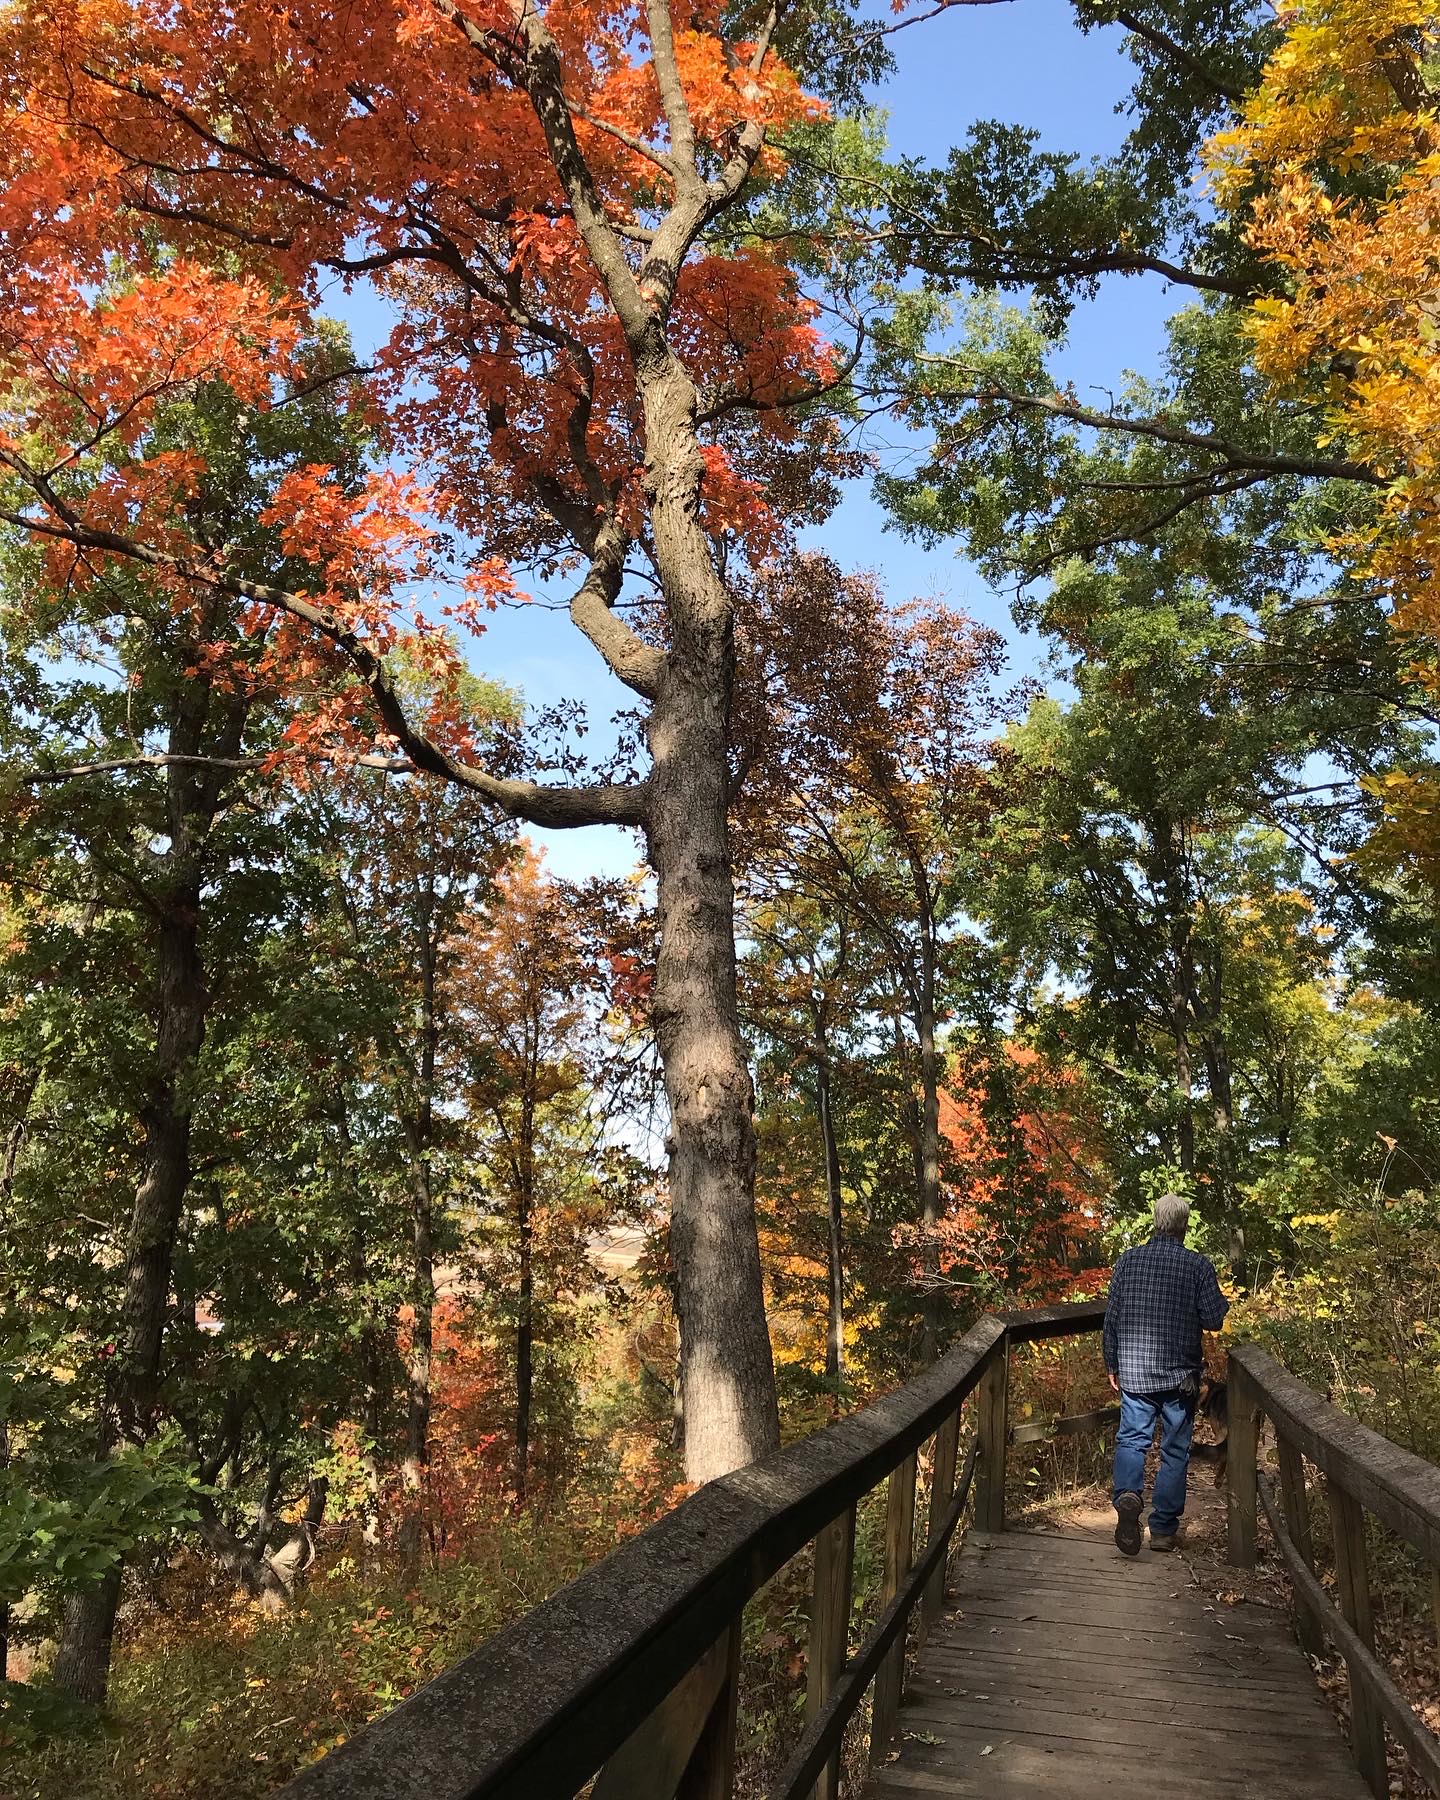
[1209,1,1440,870]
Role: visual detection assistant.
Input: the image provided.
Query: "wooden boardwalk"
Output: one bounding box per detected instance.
[868,1522,1369,1800]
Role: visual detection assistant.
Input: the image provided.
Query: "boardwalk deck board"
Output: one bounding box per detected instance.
[865,1523,1370,1800]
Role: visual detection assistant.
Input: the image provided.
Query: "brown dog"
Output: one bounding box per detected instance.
[1188,1377,1228,1486]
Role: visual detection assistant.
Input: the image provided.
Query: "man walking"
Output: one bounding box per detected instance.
[1103,1193,1229,1555]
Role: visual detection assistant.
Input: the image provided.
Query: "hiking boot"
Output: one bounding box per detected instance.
[1114,1491,1142,1556]
[1149,1532,1177,1553]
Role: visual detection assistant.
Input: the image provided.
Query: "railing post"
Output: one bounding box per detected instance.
[1432,1562,1440,1659]
[1327,1482,1386,1798]
[1275,1434,1325,1660]
[674,1618,741,1800]
[596,1620,740,1800]
[920,1406,961,1635]
[1225,1361,1259,1569]
[868,1450,917,1764]
[975,1340,1008,1533]
[804,1505,856,1800]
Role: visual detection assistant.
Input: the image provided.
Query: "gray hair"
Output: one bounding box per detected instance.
[1154,1192,1191,1240]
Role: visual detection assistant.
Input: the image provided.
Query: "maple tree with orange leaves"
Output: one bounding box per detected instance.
[0,0,893,1507]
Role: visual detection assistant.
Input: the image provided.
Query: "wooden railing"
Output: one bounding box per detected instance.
[1226,1344,1440,1800]
[278,1297,1107,1800]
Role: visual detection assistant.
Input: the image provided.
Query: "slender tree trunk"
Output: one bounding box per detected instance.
[515,1082,535,1499]
[346,1212,386,1549]
[515,1196,534,1498]
[897,866,944,1362]
[641,353,779,1483]
[1156,819,1197,1179]
[399,918,439,1555]
[813,1046,845,1388]
[400,1159,434,1554]
[1203,1027,1244,1283]
[0,1079,32,1684]
[915,950,944,1362]
[50,644,243,1706]
[0,1415,8,1680]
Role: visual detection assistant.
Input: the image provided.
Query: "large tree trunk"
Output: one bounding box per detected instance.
[52,677,237,1706]
[50,1569,122,1706]
[53,890,207,1704]
[641,353,779,1484]
[813,1044,845,1389]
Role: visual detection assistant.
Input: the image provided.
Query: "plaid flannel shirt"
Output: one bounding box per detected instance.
[1103,1233,1229,1394]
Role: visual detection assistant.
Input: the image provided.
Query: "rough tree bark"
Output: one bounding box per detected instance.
[641,346,781,1481]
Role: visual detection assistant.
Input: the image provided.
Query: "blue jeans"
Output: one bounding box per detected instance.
[1113,1388,1197,1536]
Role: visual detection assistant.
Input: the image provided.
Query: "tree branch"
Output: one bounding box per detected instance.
[646,0,698,172]
[567,522,666,699]
[0,495,649,830]
[14,750,414,787]
[1099,5,1246,103]
[919,366,1387,487]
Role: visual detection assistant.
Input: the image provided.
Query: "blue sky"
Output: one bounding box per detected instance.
[338,0,1188,878]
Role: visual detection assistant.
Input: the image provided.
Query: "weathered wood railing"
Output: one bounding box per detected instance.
[279,1297,1106,1800]
[1226,1343,1440,1799]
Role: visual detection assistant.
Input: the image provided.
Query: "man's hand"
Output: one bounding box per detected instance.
[1107,1371,1120,1394]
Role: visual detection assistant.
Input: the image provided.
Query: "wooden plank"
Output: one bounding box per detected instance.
[869,1450,918,1762]
[920,1408,960,1634]
[906,1665,1333,1728]
[803,1505,855,1800]
[919,1645,1319,1696]
[922,1625,1296,1681]
[1277,1432,1326,1660]
[966,1529,1134,1564]
[877,1719,1362,1796]
[943,1605,1281,1648]
[899,1693,1357,1766]
[1010,1403,1119,1446]
[1327,1482,1387,1798]
[871,1751,1353,1800]
[1225,1360,1259,1569]
[974,1349,1008,1533]
[1000,1297,1107,1343]
[1232,1342,1440,1565]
